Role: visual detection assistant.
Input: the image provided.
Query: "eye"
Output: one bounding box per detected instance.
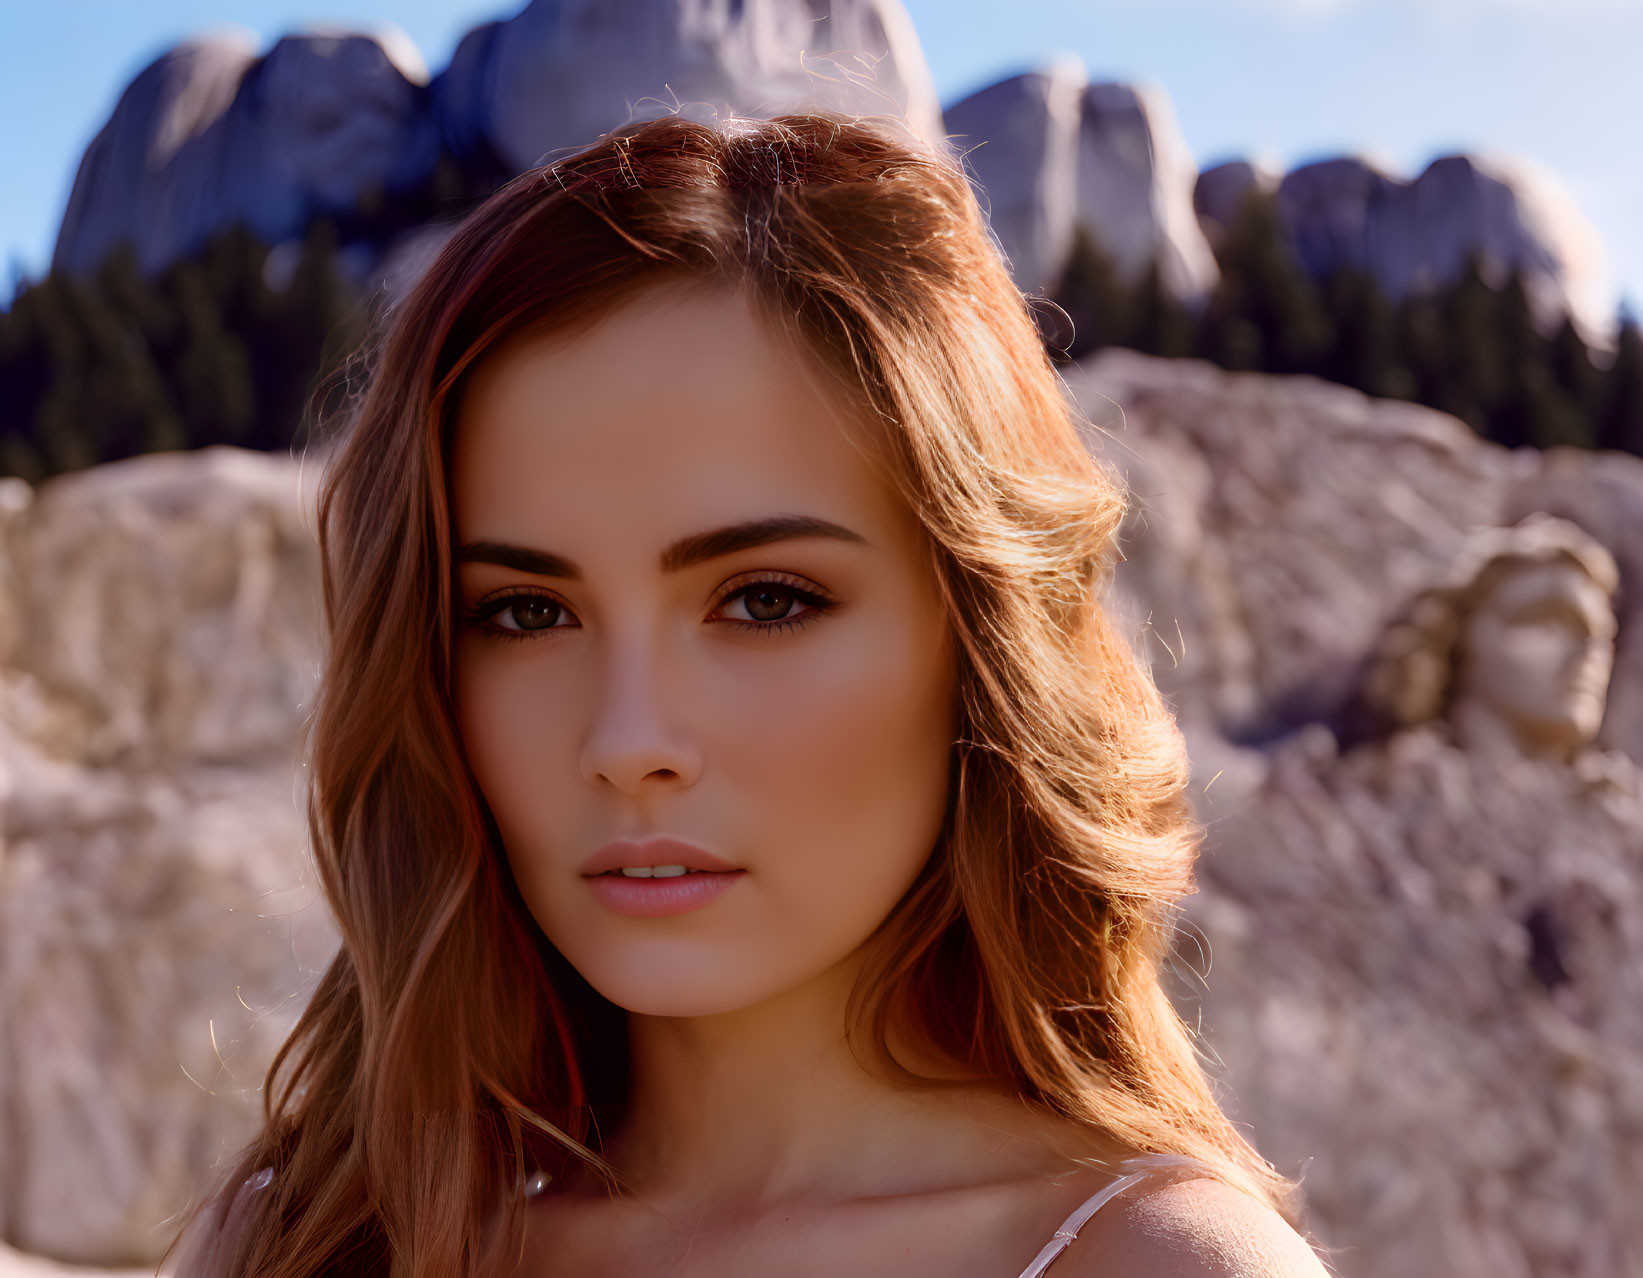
[463,589,577,644]
[711,573,837,636]
[1510,604,1588,634]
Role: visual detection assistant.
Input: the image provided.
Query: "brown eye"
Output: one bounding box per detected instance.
[464,591,577,643]
[505,597,564,631]
[744,585,799,622]
[712,574,836,636]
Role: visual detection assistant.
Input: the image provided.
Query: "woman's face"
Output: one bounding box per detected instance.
[1458,558,1616,748]
[450,281,959,1018]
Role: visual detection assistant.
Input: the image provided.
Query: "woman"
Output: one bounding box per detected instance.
[165,110,1333,1277]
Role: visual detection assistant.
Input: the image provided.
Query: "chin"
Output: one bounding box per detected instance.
[601,988,760,1019]
[1512,707,1592,753]
[570,950,797,1020]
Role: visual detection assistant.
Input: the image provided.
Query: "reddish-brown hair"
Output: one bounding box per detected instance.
[163,109,1308,1278]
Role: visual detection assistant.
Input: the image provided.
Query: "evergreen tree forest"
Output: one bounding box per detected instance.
[2,183,1640,483]
[0,219,365,484]
[1046,186,1643,458]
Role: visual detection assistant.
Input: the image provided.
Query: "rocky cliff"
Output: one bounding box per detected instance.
[49,2,1610,349]
[0,449,339,1265]
[1196,150,1614,347]
[942,56,1218,307]
[1071,348,1643,1278]
[50,0,941,289]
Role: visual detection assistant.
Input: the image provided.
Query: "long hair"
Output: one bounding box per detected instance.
[163,108,1309,1278]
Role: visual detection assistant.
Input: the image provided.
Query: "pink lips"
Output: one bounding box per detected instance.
[581,837,746,918]
[580,837,739,877]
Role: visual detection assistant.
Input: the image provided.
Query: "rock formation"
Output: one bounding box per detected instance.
[53,28,436,280]
[430,0,943,176]
[940,58,1084,302]
[1192,154,1282,256]
[0,1242,145,1278]
[943,57,1218,306]
[51,0,942,289]
[1073,348,1643,1277]
[1195,150,1614,347]
[50,0,1616,362]
[0,450,339,1265]
[1182,513,1642,1276]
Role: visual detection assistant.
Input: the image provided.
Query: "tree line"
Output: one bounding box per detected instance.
[2,183,1639,484]
[0,220,363,484]
[1046,185,1642,457]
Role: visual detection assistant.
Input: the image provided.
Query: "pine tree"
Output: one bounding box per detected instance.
[0,279,50,481]
[271,218,366,452]
[1128,256,1196,359]
[162,257,256,449]
[1431,249,1510,440]
[30,268,181,471]
[1196,185,1333,376]
[1484,263,1599,450]
[1047,224,1132,362]
[1519,364,1594,450]
[1318,264,1410,400]
[1596,304,1643,456]
[1395,291,1453,427]
[1548,314,1603,429]
[0,219,365,480]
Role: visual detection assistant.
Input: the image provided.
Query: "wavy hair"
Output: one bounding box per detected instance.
[163,109,1310,1278]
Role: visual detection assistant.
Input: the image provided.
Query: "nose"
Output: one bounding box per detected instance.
[578,629,703,796]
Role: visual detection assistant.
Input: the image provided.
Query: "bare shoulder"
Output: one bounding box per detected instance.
[1067,1174,1334,1278]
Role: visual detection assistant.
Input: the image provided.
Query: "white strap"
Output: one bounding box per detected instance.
[1012,1155,1208,1278]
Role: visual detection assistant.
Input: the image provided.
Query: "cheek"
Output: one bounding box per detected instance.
[710,609,958,919]
[453,651,578,876]
[1484,627,1580,692]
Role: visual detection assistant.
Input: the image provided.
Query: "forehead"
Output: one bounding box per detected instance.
[1482,560,1614,629]
[448,282,895,539]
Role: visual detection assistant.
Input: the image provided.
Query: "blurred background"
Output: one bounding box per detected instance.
[1,3,1638,1275]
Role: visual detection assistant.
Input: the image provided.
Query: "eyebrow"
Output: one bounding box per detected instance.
[1508,595,1599,629]
[456,514,868,580]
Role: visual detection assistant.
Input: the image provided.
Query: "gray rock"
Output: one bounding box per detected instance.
[431,0,944,175]
[1193,716,1643,1278]
[942,58,1084,299]
[1081,345,1643,770]
[51,32,259,279]
[0,449,338,1264]
[1274,153,1400,283]
[944,62,1218,306]
[1071,349,1526,745]
[0,448,326,770]
[1193,156,1281,254]
[1073,81,1219,308]
[1369,152,1612,347]
[430,18,506,161]
[53,26,437,279]
[1196,150,1615,347]
[1071,347,1643,1277]
[0,1242,146,1278]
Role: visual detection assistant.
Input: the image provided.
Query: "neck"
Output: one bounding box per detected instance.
[588,947,1100,1214]
[1449,695,1576,767]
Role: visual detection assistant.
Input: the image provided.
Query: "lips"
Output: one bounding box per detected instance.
[585,868,746,918]
[579,836,740,877]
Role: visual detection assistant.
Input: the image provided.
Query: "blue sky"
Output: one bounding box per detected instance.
[2,0,1637,326]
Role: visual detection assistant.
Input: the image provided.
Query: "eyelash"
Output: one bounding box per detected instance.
[461,572,838,645]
